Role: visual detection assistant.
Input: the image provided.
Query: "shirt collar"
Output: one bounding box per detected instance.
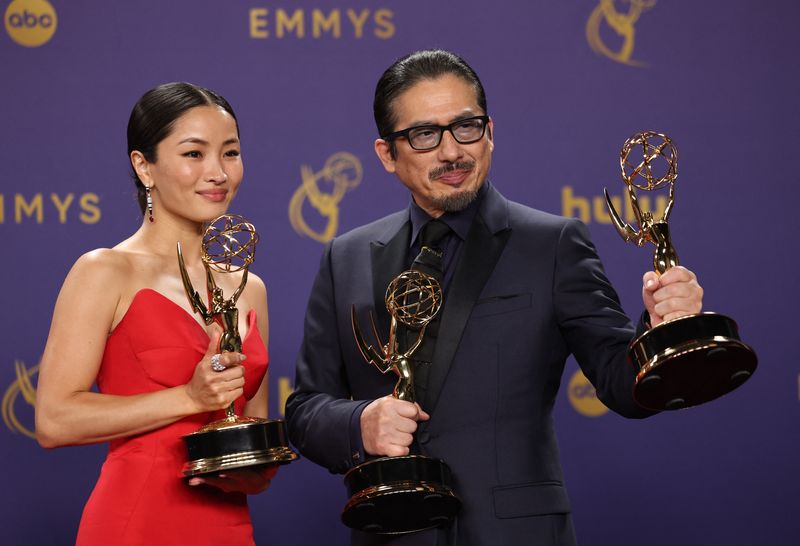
[408,181,489,248]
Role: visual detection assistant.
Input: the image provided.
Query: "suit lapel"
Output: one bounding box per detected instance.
[420,185,511,417]
[370,220,411,338]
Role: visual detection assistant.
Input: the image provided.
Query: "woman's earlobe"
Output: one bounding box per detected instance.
[131,151,152,185]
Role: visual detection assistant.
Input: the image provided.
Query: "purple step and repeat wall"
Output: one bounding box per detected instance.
[2,1,798,544]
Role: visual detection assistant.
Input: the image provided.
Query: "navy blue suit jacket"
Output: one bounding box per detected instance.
[286,184,652,545]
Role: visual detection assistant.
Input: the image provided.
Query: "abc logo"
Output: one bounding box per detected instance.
[4,0,57,47]
[567,369,609,417]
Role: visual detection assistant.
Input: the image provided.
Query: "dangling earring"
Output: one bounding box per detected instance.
[146,185,154,223]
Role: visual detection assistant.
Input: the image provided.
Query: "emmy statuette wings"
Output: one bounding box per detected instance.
[351,270,442,402]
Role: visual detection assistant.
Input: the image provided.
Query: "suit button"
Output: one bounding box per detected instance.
[418,431,430,444]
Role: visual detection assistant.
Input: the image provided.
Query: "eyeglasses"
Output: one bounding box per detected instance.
[382,115,490,151]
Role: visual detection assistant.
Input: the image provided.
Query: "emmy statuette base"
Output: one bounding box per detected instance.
[182,418,298,477]
[630,313,758,411]
[342,455,461,534]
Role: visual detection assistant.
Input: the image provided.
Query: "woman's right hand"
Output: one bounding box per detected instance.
[184,330,247,413]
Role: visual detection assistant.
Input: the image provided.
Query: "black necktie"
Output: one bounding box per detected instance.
[414,219,450,279]
[409,219,451,401]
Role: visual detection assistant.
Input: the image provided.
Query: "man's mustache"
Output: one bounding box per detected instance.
[429,161,475,181]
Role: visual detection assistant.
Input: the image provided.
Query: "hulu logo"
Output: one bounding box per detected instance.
[561,186,667,225]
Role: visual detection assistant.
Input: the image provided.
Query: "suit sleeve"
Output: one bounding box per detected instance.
[285,243,367,473]
[553,218,655,418]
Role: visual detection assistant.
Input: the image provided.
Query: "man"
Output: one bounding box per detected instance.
[286,49,702,545]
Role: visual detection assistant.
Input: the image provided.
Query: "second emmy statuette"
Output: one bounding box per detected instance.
[177,214,298,476]
[605,131,757,410]
[342,270,461,534]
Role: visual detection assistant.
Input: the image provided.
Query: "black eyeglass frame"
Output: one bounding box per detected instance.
[381,115,490,151]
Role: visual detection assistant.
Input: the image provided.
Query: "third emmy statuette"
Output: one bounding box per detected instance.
[605,131,757,410]
[342,270,461,534]
[177,214,298,476]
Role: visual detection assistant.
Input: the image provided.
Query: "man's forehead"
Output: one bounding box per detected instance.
[392,76,480,125]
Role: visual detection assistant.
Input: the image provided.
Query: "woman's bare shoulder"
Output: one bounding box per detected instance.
[69,247,135,283]
[237,270,268,318]
[62,246,153,307]
[245,270,267,294]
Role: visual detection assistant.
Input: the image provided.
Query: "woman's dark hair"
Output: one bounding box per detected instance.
[127,82,239,215]
[373,49,487,157]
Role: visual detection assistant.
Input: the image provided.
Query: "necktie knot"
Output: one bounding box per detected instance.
[420,219,451,250]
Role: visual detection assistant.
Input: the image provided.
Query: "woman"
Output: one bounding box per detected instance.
[35,82,276,545]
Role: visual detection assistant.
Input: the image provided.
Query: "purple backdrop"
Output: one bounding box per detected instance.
[2,1,798,544]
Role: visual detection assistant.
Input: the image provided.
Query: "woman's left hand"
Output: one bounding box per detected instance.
[188,464,279,495]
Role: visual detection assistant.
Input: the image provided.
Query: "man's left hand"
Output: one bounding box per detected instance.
[642,265,704,327]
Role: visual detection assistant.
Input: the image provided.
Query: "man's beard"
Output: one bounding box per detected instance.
[433,186,480,212]
[428,161,480,212]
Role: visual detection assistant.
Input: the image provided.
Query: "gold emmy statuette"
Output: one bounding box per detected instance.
[177,214,298,476]
[605,131,757,410]
[342,270,461,534]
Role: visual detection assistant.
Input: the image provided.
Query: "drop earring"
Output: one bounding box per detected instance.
[146,185,154,223]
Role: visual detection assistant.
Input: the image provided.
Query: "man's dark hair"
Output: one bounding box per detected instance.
[373,49,487,156]
[127,82,239,215]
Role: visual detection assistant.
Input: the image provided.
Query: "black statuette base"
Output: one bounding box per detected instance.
[342,455,461,534]
[629,313,758,410]
[182,418,298,477]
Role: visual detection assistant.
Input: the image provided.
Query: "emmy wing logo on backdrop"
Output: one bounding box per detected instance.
[4,0,56,47]
[2,360,37,439]
[586,0,656,66]
[289,152,363,243]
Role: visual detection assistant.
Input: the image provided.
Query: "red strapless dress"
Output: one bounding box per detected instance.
[76,289,268,546]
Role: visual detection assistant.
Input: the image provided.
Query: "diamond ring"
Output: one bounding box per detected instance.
[210,354,225,372]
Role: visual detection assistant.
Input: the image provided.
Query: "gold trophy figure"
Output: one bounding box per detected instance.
[605,131,757,410]
[177,214,297,476]
[342,269,461,534]
[354,270,442,402]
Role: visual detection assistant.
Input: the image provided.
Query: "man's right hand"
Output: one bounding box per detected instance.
[360,395,430,457]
